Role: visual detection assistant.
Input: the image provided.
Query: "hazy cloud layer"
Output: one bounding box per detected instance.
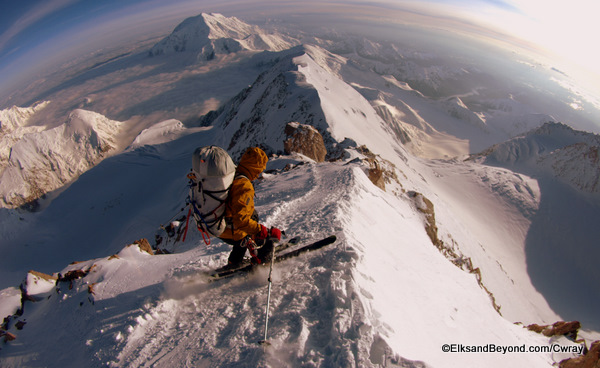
[1,0,599,104]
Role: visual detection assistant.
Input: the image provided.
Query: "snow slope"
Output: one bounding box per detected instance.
[481,122,600,193]
[0,125,216,287]
[475,122,600,329]
[419,159,553,323]
[319,35,562,157]
[208,45,596,331]
[208,44,407,165]
[128,119,188,150]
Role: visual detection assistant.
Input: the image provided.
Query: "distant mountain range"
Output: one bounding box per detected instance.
[1,12,597,210]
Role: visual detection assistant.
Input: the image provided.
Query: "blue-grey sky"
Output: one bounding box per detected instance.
[1,0,599,100]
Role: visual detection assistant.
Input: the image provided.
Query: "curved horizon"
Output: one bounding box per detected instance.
[1,0,599,104]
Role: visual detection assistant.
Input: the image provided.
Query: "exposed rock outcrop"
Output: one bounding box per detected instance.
[527,321,581,340]
[133,238,154,255]
[559,340,600,368]
[283,122,327,162]
[354,145,400,192]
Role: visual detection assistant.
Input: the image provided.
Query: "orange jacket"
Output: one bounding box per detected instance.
[219,147,268,241]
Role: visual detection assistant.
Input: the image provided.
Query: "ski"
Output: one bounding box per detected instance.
[207,235,337,281]
[272,235,336,262]
[208,236,301,275]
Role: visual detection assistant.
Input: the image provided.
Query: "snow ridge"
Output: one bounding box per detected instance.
[206,44,406,163]
[1,160,578,367]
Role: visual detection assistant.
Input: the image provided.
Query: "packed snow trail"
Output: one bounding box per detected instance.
[113,162,362,367]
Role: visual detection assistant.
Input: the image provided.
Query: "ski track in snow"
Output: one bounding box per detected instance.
[113,163,364,367]
[259,162,344,237]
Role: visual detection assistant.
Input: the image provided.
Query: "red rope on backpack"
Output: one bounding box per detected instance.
[182,206,192,242]
[198,224,211,246]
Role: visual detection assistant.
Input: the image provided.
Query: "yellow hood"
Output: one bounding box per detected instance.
[237,147,268,180]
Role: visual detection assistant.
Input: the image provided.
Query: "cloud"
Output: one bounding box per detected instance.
[0,0,79,52]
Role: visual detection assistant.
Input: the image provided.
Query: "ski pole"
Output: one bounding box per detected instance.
[259,242,277,346]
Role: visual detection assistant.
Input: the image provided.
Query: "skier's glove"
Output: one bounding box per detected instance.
[256,224,269,240]
[256,225,282,241]
[269,227,282,241]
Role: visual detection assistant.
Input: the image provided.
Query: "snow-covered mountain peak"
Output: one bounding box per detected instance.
[293,51,406,161]
[300,44,347,77]
[0,101,50,133]
[482,122,600,164]
[479,122,600,193]
[0,108,123,210]
[149,13,298,59]
[0,101,50,169]
[128,119,185,150]
[2,13,600,367]
[199,13,255,40]
[66,109,121,146]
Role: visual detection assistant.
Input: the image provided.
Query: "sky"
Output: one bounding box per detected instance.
[1,0,599,102]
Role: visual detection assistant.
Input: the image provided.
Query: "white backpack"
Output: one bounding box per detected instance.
[188,146,236,239]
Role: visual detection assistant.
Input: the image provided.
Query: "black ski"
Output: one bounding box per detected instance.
[207,235,337,281]
[274,235,337,262]
[209,236,300,275]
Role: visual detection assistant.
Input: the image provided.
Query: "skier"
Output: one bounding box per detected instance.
[219,147,282,268]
